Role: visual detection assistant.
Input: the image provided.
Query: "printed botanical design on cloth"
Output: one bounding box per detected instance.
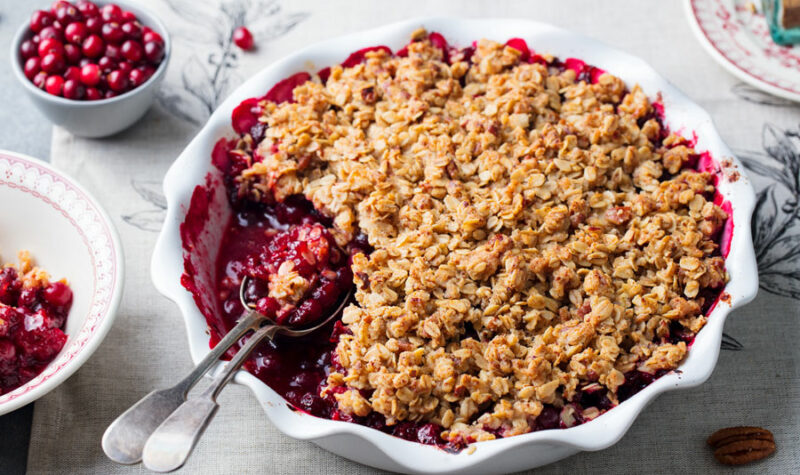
[731,82,795,107]
[739,122,800,299]
[159,0,308,124]
[123,180,166,232]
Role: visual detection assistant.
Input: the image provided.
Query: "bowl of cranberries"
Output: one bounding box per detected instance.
[10,1,170,138]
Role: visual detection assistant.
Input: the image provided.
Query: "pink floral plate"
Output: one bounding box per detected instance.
[686,0,800,102]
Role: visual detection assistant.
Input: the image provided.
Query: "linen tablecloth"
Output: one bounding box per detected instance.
[26,0,800,473]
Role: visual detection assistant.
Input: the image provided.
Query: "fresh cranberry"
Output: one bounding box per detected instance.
[117,60,132,74]
[232,26,254,51]
[137,65,155,81]
[76,1,99,18]
[120,40,142,62]
[45,75,64,96]
[79,62,100,85]
[50,1,72,12]
[85,86,102,100]
[63,43,81,64]
[23,57,41,80]
[104,43,120,59]
[100,4,122,22]
[106,69,128,92]
[41,52,66,74]
[38,37,64,57]
[55,4,82,25]
[30,10,55,33]
[85,16,102,34]
[104,90,117,98]
[64,65,81,81]
[64,21,87,44]
[142,30,162,44]
[120,10,136,22]
[97,56,116,72]
[19,40,38,60]
[81,34,103,58]
[101,22,123,44]
[38,25,63,42]
[31,35,41,44]
[128,67,147,87]
[143,41,164,64]
[63,79,85,99]
[120,21,141,40]
[33,71,48,89]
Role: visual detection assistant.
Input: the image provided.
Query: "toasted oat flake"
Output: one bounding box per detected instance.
[229,31,728,443]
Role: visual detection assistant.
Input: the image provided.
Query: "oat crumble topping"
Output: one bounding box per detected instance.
[226,32,728,442]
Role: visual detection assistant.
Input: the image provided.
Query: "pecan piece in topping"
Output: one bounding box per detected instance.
[707,426,775,465]
[361,86,377,104]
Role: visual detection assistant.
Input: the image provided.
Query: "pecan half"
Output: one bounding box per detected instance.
[707,426,776,465]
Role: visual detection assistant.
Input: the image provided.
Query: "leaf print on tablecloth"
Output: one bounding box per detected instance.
[721,333,744,351]
[739,123,800,299]
[731,83,795,107]
[123,209,168,232]
[159,0,308,124]
[132,179,167,209]
[123,179,167,232]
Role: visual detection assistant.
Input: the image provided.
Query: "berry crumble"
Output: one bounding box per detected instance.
[0,251,72,395]
[192,29,729,448]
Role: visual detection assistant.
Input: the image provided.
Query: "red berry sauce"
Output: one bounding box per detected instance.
[18,1,165,100]
[0,266,72,395]
[186,33,731,450]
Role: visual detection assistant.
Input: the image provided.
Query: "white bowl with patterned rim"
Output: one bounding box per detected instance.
[0,150,124,415]
[152,17,759,474]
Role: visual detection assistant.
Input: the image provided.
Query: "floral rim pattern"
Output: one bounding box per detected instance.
[0,152,118,404]
[688,0,800,100]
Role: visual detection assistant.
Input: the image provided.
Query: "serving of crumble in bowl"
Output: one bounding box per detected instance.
[0,150,123,415]
[153,17,758,474]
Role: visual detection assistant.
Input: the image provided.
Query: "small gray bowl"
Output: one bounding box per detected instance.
[10,0,171,138]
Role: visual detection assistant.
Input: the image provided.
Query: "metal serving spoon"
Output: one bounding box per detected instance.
[102,276,351,469]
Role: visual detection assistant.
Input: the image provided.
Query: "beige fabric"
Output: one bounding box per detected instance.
[27,0,800,473]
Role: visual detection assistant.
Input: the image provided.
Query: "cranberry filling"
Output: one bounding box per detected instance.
[238,220,351,327]
[190,33,731,450]
[0,266,71,395]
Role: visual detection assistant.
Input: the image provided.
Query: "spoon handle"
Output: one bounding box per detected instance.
[172,310,265,395]
[142,323,280,473]
[101,310,264,465]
